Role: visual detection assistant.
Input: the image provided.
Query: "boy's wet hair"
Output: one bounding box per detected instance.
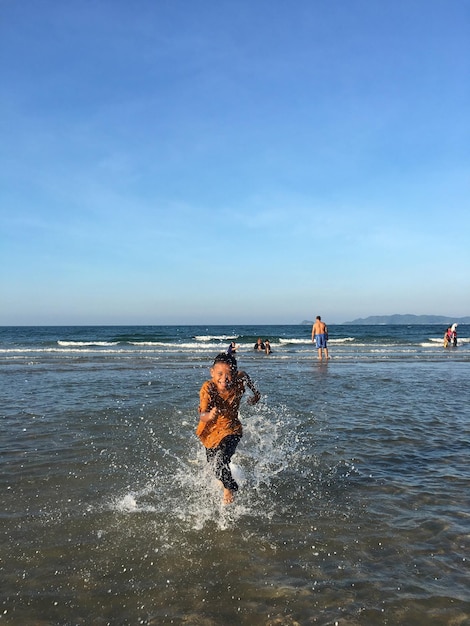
[213,352,238,372]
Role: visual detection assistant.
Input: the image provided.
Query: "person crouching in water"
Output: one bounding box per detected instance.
[196,353,261,504]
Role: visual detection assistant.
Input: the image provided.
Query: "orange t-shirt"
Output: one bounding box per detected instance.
[196,373,248,448]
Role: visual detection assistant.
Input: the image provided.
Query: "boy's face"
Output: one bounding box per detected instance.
[210,362,233,392]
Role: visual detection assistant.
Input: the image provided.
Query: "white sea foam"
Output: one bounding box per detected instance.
[0,345,218,355]
[2,330,468,363]
[129,341,174,346]
[328,337,355,344]
[279,338,310,345]
[0,347,127,354]
[115,493,138,512]
[279,337,354,345]
[194,335,238,342]
[57,340,119,347]
[130,341,215,349]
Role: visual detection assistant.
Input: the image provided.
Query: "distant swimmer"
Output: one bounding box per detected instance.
[444,326,452,348]
[264,339,272,355]
[312,315,329,360]
[254,338,265,351]
[227,341,237,355]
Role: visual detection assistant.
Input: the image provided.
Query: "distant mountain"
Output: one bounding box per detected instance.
[341,314,470,325]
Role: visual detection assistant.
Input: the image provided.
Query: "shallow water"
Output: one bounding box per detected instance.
[1,326,469,625]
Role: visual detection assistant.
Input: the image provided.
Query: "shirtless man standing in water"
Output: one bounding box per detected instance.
[312,315,329,360]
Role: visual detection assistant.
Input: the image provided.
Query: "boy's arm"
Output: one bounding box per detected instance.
[199,383,218,422]
[242,372,261,405]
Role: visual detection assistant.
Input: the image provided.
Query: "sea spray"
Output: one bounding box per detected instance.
[107,398,301,532]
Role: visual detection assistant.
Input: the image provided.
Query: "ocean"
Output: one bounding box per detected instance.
[1,324,469,625]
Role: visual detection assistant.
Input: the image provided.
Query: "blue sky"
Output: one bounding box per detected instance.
[1,1,469,325]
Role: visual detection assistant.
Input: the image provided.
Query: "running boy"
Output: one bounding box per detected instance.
[196,353,261,504]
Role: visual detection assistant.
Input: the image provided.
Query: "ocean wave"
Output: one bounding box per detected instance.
[130,341,224,349]
[194,335,238,342]
[428,336,469,345]
[279,336,355,345]
[129,341,166,346]
[0,347,140,354]
[0,343,233,355]
[57,340,119,347]
[278,338,311,345]
[328,337,355,344]
[1,336,467,360]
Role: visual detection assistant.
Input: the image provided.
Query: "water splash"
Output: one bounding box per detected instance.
[107,400,300,532]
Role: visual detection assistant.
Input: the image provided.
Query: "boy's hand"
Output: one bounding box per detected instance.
[200,406,218,422]
[247,391,261,405]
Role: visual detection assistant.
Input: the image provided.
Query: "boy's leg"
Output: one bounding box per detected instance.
[206,435,241,493]
[219,435,240,493]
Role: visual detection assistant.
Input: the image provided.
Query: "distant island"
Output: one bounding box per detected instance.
[300,314,470,325]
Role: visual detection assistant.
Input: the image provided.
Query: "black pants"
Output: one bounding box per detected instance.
[205,435,241,492]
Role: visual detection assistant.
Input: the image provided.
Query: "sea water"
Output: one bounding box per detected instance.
[1,325,469,625]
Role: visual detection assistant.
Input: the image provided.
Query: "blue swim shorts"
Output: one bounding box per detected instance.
[315,334,327,349]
